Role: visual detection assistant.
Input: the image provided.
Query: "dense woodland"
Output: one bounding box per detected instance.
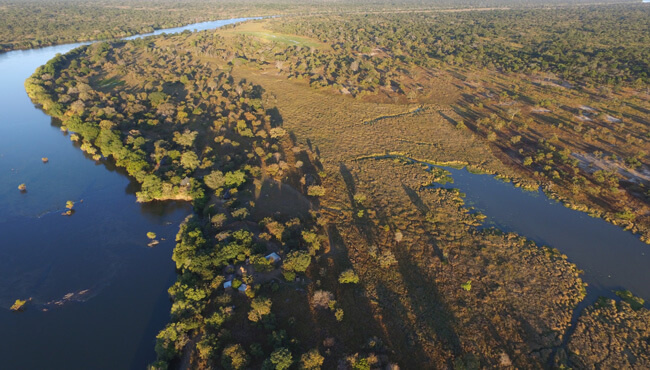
[0,0,639,52]
[21,2,650,369]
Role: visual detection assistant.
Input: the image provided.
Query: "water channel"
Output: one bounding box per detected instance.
[417,160,650,303]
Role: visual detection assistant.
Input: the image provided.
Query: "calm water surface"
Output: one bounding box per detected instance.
[0,17,254,369]
[428,164,650,304]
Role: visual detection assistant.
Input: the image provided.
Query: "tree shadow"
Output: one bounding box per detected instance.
[339,163,377,245]
[324,225,391,360]
[266,107,283,128]
[401,184,444,261]
[339,162,356,205]
[392,245,463,368]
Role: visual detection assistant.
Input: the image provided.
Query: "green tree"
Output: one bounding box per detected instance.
[338,269,359,284]
[222,344,250,370]
[173,130,198,147]
[224,170,247,188]
[300,349,324,370]
[283,250,312,273]
[268,348,293,370]
[248,297,272,322]
[180,151,200,171]
[204,170,226,190]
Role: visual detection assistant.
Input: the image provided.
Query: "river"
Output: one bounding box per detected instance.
[0,17,255,370]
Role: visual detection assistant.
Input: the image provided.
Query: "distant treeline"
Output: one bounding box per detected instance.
[0,0,638,52]
[272,4,649,87]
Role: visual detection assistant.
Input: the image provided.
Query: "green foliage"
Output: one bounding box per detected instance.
[338,269,359,284]
[615,290,645,310]
[154,323,188,362]
[224,170,247,188]
[300,349,324,370]
[251,254,274,272]
[232,207,250,220]
[461,280,472,291]
[222,344,250,370]
[267,347,293,370]
[205,170,226,190]
[173,130,198,148]
[352,357,370,370]
[283,250,312,273]
[307,185,326,197]
[282,271,296,282]
[148,92,168,107]
[180,151,200,171]
[335,308,344,322]
[301,230,321,251]
[248,297,273,322]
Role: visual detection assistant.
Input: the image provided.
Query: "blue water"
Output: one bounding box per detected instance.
[431,165,650,303]
[0,17,255,370]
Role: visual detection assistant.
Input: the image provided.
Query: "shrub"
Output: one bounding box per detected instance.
[222,344,249,370]
[268,347,293,370]
[211,213,227,228]
[248,297,272,322]
[307,185,326,197]
[283,250,312,273]
[338,269,359,284]
[300,349,324,370]
[204,170,226,190]
[312,290,333,309]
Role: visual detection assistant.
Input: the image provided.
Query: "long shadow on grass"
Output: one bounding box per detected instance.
[326,225,391,360]
[266,107,283,128]
[393,244,463,367]
[401,184,445,261]
[340,163,377,245]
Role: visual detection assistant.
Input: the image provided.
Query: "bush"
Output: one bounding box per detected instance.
[312,290,333,309]
[204,170,226,190]
[283,250,312,273]
[222,344,249,370]
[338,269,359,284]
[225,170,247,188]
[307,185,326,197]
[300,349,324,370]
[268,347,293,370]
[248,297,272,322]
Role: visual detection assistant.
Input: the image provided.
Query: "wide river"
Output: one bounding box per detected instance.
[0,17,255,370]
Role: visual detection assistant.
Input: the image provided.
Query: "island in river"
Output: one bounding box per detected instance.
[19,3,650,370]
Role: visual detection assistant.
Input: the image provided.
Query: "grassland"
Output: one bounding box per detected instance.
[223,20,327,49]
